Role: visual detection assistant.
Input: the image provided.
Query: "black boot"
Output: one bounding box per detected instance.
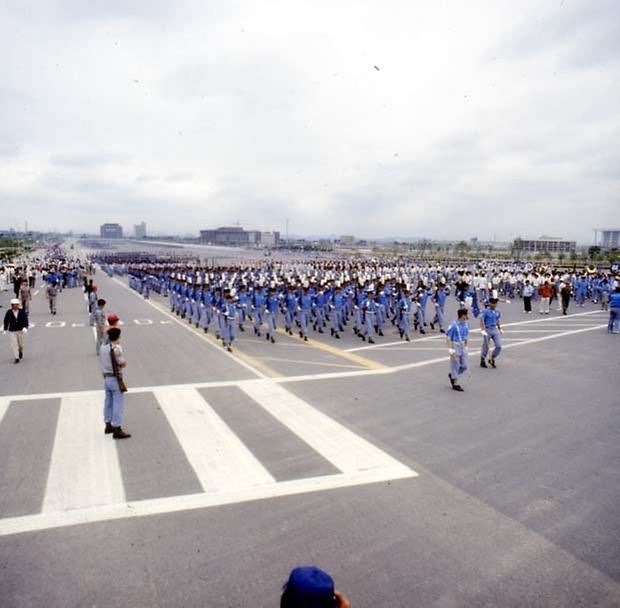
[480,357,487,368]
[112,426,131,439]
[449,374,464,392]
[104,422,114,434]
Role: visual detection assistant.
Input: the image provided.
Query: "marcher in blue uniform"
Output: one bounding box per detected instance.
[431,283,449,333]
[446,308,469,391]
[312,288,327,333]
[284,287,297,336]
[398,289,413,341]
[252,288,266,336]
[265,288,280,343]
[329,287,345,339]
[608,286,620,334]
[298,287,313,341]
[361,290,377,343]
[221,292,236,352]
[480,298,502,368]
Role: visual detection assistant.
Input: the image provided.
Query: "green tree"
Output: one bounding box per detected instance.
[588,245,601,259]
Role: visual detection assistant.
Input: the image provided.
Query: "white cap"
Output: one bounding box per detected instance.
[10,298,21,306]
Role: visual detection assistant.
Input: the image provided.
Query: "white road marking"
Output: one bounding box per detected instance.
[370,346,448,352]
[347,310,606,352]
[134,319,153,325]
[42,393,125,513]
[277,323,609,385]
[0,398,9,425]
[71,322,85,327]
[154,388,274,493]
[45,321,66,328]
[240,380,412,476]
[0,322,609,404]
[160,320,173,325]
[0,466,415,537]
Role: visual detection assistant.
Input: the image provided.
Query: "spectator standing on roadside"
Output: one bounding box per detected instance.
[560,279,572,316]
[522,280,534,314]
[3,298,28,364]
[538,281,553,315]
[46,280,59,315]
[99,327,131,439]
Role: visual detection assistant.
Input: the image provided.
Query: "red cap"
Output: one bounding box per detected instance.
[107,314,119,323]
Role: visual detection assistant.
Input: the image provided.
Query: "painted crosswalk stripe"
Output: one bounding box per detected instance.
[239,380,413,477]
[42,394,125,513]
[154,388,275,493]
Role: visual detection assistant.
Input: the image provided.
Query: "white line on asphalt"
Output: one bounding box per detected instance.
[0,323,609,403]
[0,466,416,537]
[42,393,125,513]
[278,324,609,384]
[347,310,606,352]
[110,275,266,380]
[370,347,448,352]
[154,387,274,493]
[240,380,413,476]
[0,398,9,426]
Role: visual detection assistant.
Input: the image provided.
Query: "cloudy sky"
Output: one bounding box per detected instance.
[1,0,618,242]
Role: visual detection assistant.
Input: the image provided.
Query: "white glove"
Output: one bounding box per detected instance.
[22,328,28,334]
[448,348,456,355]
[499,327,504,334]
[481,330,488,337]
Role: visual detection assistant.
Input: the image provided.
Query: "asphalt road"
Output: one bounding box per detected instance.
[0,260,618,607]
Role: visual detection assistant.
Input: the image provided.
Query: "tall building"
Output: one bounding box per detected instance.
[134,222,147,239]
[594,229,620,249]
[100,223,123,239]
[199,226,280,246]
[514,236,576,253]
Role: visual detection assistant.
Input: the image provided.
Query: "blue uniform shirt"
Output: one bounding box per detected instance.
[481,307,501,328]
[609,292,620,308]
[446,320,468,343]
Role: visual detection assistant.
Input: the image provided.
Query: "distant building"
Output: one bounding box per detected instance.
[260,231,281,247]
[134,222,147,239]
[514,235,575,253]
[199,226,280,246]
[340,235,355,246]
[594,229,620,249]
[100,223,123,239]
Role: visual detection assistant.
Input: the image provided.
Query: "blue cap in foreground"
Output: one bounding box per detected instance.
[281,566,336,608]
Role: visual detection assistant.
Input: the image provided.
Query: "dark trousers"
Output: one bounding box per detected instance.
[524,296,532,312]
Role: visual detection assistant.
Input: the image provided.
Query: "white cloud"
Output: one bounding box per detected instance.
[0,0,618,241]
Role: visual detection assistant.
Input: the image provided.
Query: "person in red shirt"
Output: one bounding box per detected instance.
[538,281,553,315]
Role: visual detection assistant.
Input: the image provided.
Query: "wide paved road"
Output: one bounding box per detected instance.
[0,268,618,607]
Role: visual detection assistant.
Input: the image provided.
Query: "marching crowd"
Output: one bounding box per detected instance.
[93,256,620,350]
[90,254,620,393]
